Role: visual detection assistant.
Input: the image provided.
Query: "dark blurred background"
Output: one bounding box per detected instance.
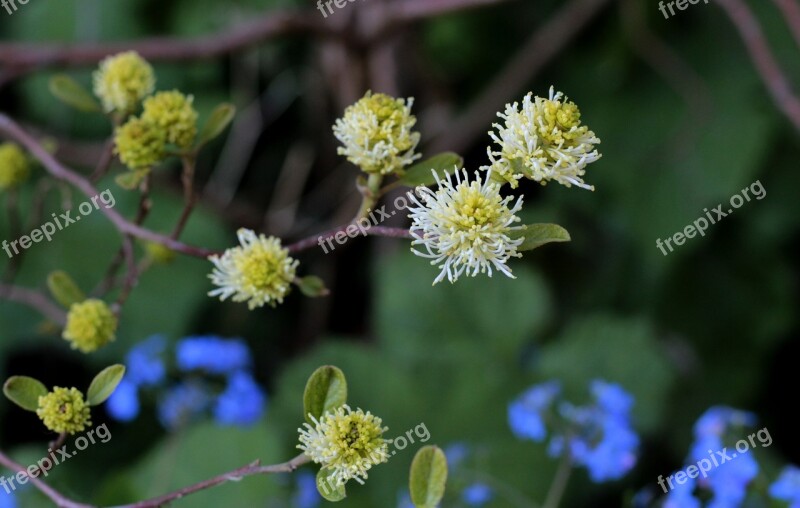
[0,0,798,506]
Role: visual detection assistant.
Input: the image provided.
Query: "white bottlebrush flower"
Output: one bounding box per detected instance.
[297,405,390,486]
[407,168,525,285]
[483,87,601,190]
[208,228,298,310]
[333,91,421,175]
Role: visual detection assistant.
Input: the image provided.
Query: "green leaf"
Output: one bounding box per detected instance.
[316,468,346,502]
[3,376,48,412]
[49,75,101,112]
[197,103,235,147]
[409,445,448,508]
[303,366,347,424]
[46,270,86,309]
[509,223,571,251]
[399,153,463,187]
[86,364,126,406]
[297,276,330,298]
[115,169,150,190]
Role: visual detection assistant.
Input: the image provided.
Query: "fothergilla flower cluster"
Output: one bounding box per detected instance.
[107,335,267,429]
[508,379,639,483]
[331,88,600,285]
[93,51,199,171]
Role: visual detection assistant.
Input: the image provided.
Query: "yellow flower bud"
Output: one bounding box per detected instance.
[0,142,30,191]
[93,51,155,113]
[142,91,198,150]
[36,387,92,435]
[114,117,166,170]
[63,299,117,353]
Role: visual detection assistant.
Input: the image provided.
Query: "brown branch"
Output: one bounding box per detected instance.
[0,11,327,74]
[0,450,91,508]
[429,0,612,154]
[0,114,216,258]
[287,225,411,253]
[0,283,66,325]
[716,0,800,133]
[116,454,310,508]
[389,0,515,22]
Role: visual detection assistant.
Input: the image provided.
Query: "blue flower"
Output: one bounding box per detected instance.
[591,380,633,416]
[693,407,756,441]
[0,489,15,508]
[106,379,140,422]
[552,381,639,483]
[213,372,267,426]
[292,471,321,508]
[706,452,758,507]
[127,335,167,387]
[462,483,493,506]
[176,336,252,375]
[663,475,701,508]
[770,465,800,508]
[157,382,211,429]
[508,381,561,442]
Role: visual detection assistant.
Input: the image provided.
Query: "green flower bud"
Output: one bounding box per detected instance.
[114,117,166,170]
[63,299,117,353]
[93,51,155,113]
[36,387,92,435]
[0,142,30,191]
[142,91,199,150]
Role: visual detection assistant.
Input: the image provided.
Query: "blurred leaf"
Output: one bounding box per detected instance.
[115,169,150,190]
[86,364,126,406]
[317,468,346,502]
[197,103,235,147]
[398,153,463,187]
[510,223,571,251]
[303,365,347,424]
[49,75,101,113]
[536,315,676,432]
[47,270,86,308]
[297,276,330,298]
[409,446,447,508]
[3,376,47,412]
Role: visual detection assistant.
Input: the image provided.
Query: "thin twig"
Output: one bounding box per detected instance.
[716,0,800,133]
[89,138,115,183]
[113,454,310,508]
[0,450,92,508]
[0,283,66,325]
[287,225,411,253]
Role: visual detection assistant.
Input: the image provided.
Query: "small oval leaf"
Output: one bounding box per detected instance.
[409,446,448,508]
[49,75,102,113]
[3,376,48,412]
[510,223,571,251]
[115,169,150,190]
[316,468,346,502]
[297,276,330,298]
[87,364,126,406]
[399,153,463,187]
[47,271,86,309]
[197,103,236,147]
[303,366,347,424]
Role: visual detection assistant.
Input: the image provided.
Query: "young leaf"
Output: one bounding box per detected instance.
[297,276,330,298]
[509,223,571,251]
[398,153,463,187]
[47,271,86,309]
[49,75,102,113]
[3,376,48,412]
[86,364,126,406]
[409,446,448,508]
[303,366,347,424]
[316,468,346,502]
[197,103,236,147]
[115,169,150,190]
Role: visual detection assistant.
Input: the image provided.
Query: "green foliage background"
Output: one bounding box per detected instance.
[0,0,798,506]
